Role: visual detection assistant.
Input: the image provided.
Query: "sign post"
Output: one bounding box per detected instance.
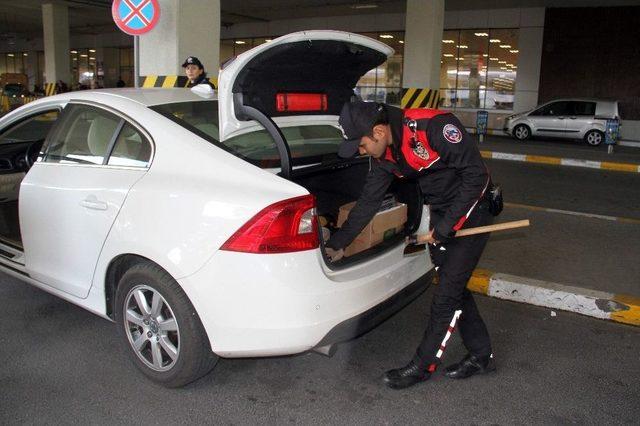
[605,119,620,154]
[112,0,161,88]
[476,110,488,143]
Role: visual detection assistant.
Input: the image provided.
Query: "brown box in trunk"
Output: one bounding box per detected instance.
[336,202,408,257]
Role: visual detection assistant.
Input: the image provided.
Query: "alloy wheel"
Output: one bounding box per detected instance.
[123,285,180,372]
[586,131,603,146]
[514,125,529,140]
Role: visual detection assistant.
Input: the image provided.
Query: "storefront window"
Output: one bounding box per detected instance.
[485,29,518,110]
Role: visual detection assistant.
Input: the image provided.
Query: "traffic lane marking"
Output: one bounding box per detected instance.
[504,202,640,225]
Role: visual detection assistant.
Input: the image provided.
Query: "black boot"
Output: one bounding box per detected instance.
[445,353,496,379]
[383,361,431,389]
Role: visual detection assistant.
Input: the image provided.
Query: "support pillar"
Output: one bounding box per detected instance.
[42,3,70,86]
[140,0,220,84]
[402,0,444,108]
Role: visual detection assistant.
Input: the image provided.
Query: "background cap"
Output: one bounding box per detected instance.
[182,56,204,69]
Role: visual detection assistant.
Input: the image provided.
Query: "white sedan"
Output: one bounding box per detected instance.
[0,31,433,387]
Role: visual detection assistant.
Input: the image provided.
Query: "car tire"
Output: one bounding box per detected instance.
[513,124,531,141]
[114,262,218,388]
[584,129,604,146]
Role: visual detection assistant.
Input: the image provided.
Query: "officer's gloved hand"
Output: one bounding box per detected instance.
[325,247,344,262]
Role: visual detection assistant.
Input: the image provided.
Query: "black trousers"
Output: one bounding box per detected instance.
[413,200,493,370]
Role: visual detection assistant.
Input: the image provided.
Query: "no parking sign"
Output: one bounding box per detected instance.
[112,0,160,36]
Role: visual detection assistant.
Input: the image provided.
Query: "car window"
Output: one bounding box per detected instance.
[0,110,59,145]
[571,101,596,116]
[538,101,570,116]
[151,100,343,168]
[44,105,120,165]
[107,123,152,168]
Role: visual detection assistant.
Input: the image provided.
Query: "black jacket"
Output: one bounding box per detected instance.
[326,106,489,250]
[187,73,216,89]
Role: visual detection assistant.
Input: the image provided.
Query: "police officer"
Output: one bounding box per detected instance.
[181,56,216,89]
[325,101,496,390]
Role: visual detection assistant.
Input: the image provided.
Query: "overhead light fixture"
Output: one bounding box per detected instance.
[72,58,77,61]
[500,44,511,48]
[499,61,506,64]
[475,32,488,37]
[500,67,507,70]
[490,39,501,43]
[379,34,394,39]
[482,54,488,57]
[7,53,14,57]
[457,45,468,49]
[89,49,96,53]
[479,85,486,89]
[235,40,246,45]
[399,40,404,44]
[89,57,95,60]
[23,53,28,56]
[264,39,272,42]
[510,49,519,53]
[490,57,498,61]
[70,50,78,54]
[456,57,464,60]
[443,53,454,57]
[350,3,378,9]
[442,39,455,43]
[80,54,88,57]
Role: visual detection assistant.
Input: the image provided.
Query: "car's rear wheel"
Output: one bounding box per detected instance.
[513,124,531,141]
[584,129,604,146]
[115,262,218,388]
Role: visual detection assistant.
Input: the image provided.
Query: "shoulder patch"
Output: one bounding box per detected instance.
[443,124,463,143]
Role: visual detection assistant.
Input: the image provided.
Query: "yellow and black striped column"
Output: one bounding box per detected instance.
[140,75,218,89]
[401,88,440,109]
[44,83,58,96]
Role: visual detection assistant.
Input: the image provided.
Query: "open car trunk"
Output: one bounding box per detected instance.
[217,31,409,266]
[290,158,423,267]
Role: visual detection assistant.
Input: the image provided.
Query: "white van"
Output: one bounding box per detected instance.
[503,99,620,146]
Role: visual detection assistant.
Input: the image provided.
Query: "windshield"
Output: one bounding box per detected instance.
[151,100,343,168]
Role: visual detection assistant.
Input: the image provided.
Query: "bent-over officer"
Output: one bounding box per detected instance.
[182,56,216,89]
[325,101,497,390]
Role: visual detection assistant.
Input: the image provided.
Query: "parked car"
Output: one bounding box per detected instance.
[0,31,433,387]
[503,99,620,146]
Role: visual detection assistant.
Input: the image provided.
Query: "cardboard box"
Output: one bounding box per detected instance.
[337,201,407,257]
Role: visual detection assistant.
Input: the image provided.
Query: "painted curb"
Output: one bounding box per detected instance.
[479,150,640,173]
[467,268,640,326]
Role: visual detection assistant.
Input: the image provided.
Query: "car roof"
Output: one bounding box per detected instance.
[40,88,218,107]
[544,98,618,104]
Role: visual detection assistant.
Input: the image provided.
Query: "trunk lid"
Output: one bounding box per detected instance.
[217,30,393,177]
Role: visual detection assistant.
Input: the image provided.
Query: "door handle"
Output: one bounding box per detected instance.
[80,196,108,211]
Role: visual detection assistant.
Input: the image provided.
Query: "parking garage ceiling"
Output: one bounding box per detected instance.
[0,0,638,41]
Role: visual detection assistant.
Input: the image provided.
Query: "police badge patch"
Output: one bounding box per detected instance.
[443,124,463,143]
[412,141,430,160]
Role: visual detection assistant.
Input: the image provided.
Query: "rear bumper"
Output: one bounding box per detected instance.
[177,246,431,357]
[315,268,435,347]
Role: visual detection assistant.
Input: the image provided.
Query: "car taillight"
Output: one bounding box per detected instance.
[220,195,319,254]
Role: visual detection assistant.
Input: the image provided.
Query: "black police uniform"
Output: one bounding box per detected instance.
[327,104,493,376]
[187,73,215,89]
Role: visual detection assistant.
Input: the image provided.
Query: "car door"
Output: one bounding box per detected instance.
[20,102,153,298]
[565,101,596,137]
[0,108,60,250]
[528,101,570,137]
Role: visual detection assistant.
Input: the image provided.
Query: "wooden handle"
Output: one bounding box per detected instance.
[416,219,530,243]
